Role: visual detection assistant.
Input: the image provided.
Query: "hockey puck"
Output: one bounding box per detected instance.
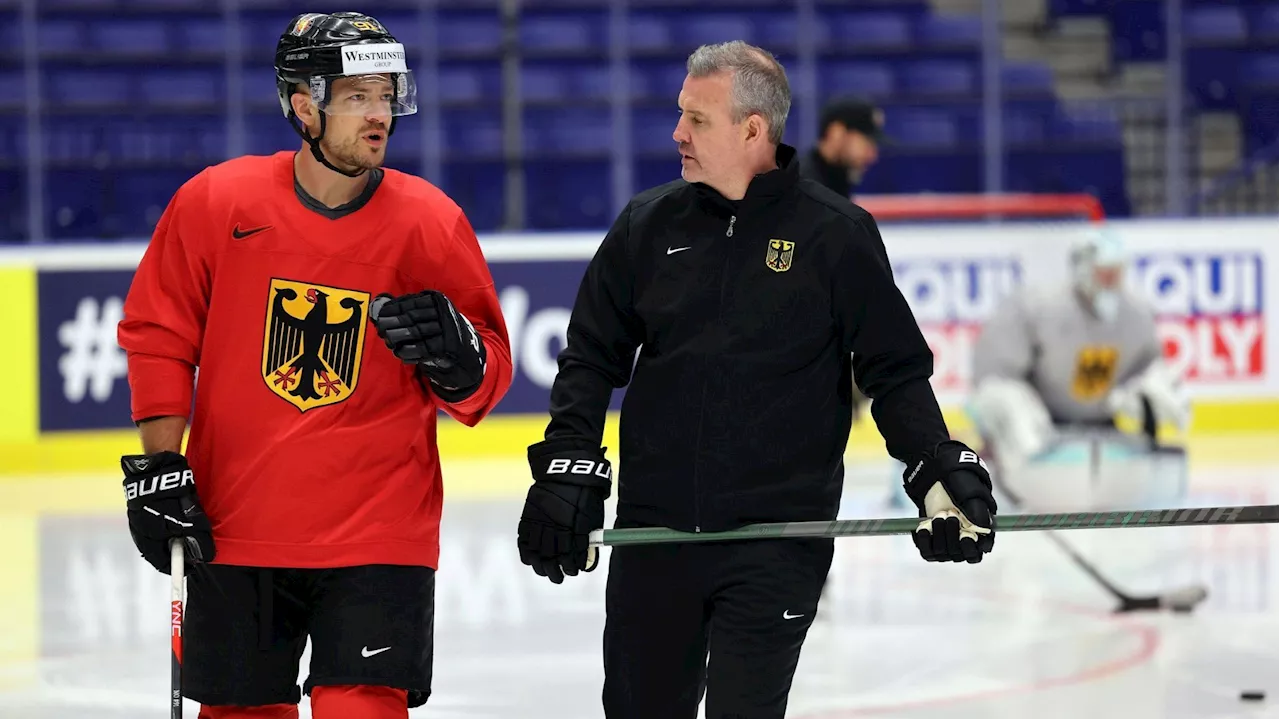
[1239,691,1265,701]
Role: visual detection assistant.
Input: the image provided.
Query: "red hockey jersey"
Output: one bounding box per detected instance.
[118,151,513,570]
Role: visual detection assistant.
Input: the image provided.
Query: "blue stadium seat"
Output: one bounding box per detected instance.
[521,65,575,102]
[1050,102,1123,144]
[437,15,502,55]
[173,18,228,56]
[1183,5,1248,45]
[900,60,976,97]
[1185,48,1243,109]
[1248,4,1278,42]
[524,107,612,153]
[1242,90,1278,156]
[438,64,502,104]
[915,13,982,48]
[140,69,223,108]
[752,11,799,52]
[1003,102,1054,146]
[628,15,674,52]
[0,171,27,242]
[889,108,960,148]
[818,61,895,100]
[1110,0,1166,62]
[443,107,503,158]
[111,168,198,237]
[38,20,85,52]
[865,152,981,194]
[43,117,102,164]
[631,60,688,100]
[1002,61,1056,96]
[520,13,604,52]
[526,160,611,229]
[1048,0,1108,18]
[678,14,756,50]
[442,161,504,231]
[46,169,106,239]
[820,11,913,51]
[0,69,24,110]
[632,107,676,153]
[1240,52,1279,88]
[243,113,301,156]
[89,19,171,55]
[45,68,133,108]
[0,117,23,164]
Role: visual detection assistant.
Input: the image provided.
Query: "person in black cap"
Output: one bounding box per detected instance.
[799,98,886,200]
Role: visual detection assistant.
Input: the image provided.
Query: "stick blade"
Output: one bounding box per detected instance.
[1162,585,1209,613]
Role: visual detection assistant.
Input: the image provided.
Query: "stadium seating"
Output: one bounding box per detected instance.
[0,0,1270,238]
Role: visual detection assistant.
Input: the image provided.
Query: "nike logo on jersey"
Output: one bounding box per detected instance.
[361,646,391,658]
[667,246,691,255]
[232,224,273,240]
[782,610,805,620]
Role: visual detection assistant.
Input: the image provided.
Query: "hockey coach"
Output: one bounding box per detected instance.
[516,40,998,718]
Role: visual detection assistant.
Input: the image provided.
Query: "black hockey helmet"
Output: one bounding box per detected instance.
[274,12,417,176]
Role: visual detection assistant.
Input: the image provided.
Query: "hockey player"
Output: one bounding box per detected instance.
[969,229,1191,488]
[515,41,997,719]
[116,12,512,719]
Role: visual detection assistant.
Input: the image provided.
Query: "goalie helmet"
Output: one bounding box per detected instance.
[274,12,417,176]
[1069,228,1127,322]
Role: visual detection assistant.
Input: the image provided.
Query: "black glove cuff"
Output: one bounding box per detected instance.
[528,438,612,494]
[122,451,197,507]
[902,440,994,508]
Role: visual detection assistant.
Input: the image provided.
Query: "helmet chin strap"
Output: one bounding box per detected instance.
[289,111,366,178]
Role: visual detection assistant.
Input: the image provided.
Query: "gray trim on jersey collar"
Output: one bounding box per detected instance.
[294,167,384,220]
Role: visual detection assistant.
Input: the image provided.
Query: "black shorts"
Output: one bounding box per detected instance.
[183,563,435,708]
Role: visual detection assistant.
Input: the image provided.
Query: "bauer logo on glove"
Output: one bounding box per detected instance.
[902,440,998,564]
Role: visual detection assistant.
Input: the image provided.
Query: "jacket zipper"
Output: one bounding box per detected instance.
[692,214,739,533]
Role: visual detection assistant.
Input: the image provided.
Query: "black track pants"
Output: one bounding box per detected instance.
[602,534,833,719]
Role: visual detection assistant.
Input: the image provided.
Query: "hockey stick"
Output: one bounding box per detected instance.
[170,539,185,719]
[994,460,1209,614]
[588,504,1277,548]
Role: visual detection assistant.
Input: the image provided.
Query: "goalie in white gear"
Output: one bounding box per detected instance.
[967,229,1192,510]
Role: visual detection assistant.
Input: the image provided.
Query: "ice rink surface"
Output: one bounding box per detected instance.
[0,436,1275,719]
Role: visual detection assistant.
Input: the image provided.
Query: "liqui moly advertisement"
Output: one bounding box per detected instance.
[894,257,1022,394]
[1131,252,1264,383]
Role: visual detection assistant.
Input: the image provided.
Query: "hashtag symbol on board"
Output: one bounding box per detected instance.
[58,296,129,403]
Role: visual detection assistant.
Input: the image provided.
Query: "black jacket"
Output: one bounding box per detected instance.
[544,144,949,532]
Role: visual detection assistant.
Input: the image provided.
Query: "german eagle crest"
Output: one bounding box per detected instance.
[262,279,370,411]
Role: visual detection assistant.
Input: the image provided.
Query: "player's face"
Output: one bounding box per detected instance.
[319,75,394,172]
[842,129,879,171]
[673,72,751,188]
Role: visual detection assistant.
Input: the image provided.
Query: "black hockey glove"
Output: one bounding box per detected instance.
[517,438,612,584]
[902,440,997,564]
[371,290,487,401]
[121,451,215,575]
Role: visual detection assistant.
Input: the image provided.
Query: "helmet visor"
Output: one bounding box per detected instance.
[311,71,417,118]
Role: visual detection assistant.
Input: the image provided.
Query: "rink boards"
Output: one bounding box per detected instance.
[0,216,1275,477]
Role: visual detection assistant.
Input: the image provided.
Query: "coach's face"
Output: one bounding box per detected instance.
[673,72,751,190]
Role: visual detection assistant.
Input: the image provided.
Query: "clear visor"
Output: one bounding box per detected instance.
[311,72,417,118]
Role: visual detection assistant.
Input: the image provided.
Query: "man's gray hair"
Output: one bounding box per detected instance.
[686,41,791,145]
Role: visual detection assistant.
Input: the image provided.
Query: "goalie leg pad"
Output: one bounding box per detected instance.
[967,376,1055,469]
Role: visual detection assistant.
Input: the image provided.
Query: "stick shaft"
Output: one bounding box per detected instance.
[589,504,1278,547]
[170,540,184,719]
